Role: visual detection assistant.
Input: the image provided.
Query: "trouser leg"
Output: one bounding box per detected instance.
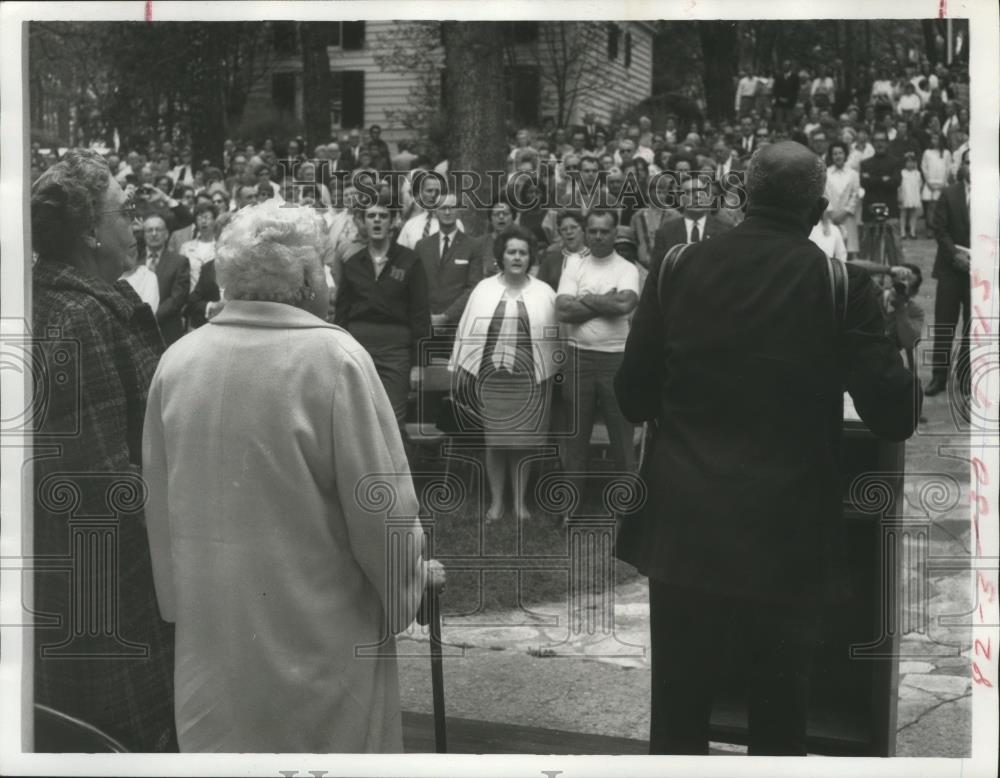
[745,604,820,756]
[648,579,723,754]
[930,272,966,382]
[593,351,635,472]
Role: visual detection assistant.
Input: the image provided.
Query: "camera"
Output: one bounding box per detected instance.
[870,202,890,222]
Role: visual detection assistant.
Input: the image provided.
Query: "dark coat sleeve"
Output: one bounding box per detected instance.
[841,264,922,441]
[156,253,190,324]
[615,252,666,423]
[932,187,960,269]
[185,261,219,329]
[444,235,483,323]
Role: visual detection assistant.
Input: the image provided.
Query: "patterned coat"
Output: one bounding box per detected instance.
[31,260,177,752]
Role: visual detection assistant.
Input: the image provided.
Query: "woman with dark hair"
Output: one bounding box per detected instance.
[30,148,177,751]
[178,201,218,291]
[920,131,952,236]
[450,225,558,521]
[823,140,860,257]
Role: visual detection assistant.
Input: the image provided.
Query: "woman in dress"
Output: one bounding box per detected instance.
[920,131,952,237]
[450,225,559,522]
[30,148,177,751]
[142,200,442,752]
[823,141,861,257]
[178,201,217,290]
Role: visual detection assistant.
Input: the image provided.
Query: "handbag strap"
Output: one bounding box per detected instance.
[656,242,694,309]
[826,254,848,330]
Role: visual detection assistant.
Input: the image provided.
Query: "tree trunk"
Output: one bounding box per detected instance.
[300,22,332,150]
[441,22,507,233]
[698,21,740,123]
[921,19,940,65]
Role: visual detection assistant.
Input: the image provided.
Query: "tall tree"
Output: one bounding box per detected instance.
[697,21,739,123]
[299,23,333,149]
[441,22,506,232]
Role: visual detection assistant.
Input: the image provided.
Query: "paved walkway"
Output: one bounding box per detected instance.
[398,237,975,756]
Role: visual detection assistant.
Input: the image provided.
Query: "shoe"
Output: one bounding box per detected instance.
[923,376,948,397]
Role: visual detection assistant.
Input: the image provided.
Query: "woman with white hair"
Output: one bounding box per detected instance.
[142,200,443,752]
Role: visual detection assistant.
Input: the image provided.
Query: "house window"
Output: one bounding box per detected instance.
[272,72,296,113]
[607,24,619,60]
[331,70,365,129]
[504,66,540,127]
[272,22,297,54]
[315,21,365,49]
[624,32,632,68]
[342,21,365,50]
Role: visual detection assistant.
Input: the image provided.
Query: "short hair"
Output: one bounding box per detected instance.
[587,208,619,229]
[900,262,923,294]
[31,148,111,263]
[746,141,826,214]
[493,224,538,271]
[556,209,586,230]
[193,201,218,219]
[826,141,849,163]
[215,201,328,306]
[579,155,600,168]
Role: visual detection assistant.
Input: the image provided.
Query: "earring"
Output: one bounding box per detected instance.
[95,241,102,249]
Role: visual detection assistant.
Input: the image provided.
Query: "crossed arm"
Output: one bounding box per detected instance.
[556,290,639,323]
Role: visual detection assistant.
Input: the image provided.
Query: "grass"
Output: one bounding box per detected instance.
[410,445,641,616]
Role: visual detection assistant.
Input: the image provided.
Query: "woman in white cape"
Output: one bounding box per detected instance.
[450,224,559,521]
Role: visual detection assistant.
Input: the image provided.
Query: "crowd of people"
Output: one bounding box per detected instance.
[28,50,967,755]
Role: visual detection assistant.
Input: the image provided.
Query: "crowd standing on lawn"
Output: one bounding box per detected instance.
[28,50,968,753]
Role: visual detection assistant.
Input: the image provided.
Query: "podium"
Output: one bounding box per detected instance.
[707,413,905,756]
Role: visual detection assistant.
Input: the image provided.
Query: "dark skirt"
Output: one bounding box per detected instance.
[477,369,552,447]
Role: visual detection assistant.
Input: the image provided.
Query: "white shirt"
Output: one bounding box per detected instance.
[897,93,922,114]
[556,251,640,353]
[438,228,459,257]
[684,215,707,243]
[735,76,758,108]
[122,264,160,311]
[396,212,464,250]
[809,222,847,260]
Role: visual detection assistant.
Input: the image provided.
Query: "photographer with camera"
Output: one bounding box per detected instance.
[127,178,194,256]
[858,129,903,265]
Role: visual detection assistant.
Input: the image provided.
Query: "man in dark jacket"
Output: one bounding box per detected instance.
[651,175,731,262]
[615,141,920,756]
[924,148,971,397]
[140,215,190,345]
[859,129,904,264]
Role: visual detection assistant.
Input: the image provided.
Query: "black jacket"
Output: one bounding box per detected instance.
[615,205,920,604]
[334,243,430,361]
[931,182,970,280]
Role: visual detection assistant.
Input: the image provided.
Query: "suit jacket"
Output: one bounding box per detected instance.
[141,248,190,345]
[414,229,482,323]
[931,182,970,280]
[651,213,731,265]
[615,204,919,605]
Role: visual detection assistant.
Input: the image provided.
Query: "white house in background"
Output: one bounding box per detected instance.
[243,20,655,142]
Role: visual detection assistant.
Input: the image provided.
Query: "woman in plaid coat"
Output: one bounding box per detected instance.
[30,149,177,751]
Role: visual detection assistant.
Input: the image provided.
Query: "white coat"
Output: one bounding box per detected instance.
[143,300,427,752]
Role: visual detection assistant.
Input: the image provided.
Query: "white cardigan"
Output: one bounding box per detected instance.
[449,274,559,383]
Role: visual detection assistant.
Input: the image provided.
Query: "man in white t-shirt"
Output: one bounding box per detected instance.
[556,210,641,519]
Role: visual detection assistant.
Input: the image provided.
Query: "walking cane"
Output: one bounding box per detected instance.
[417,584,447,752]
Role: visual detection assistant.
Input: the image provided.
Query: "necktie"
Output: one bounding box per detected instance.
[422,214,433,239]
[148,252,160,272]
[690,222,700,243]
[442,233,450,260]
